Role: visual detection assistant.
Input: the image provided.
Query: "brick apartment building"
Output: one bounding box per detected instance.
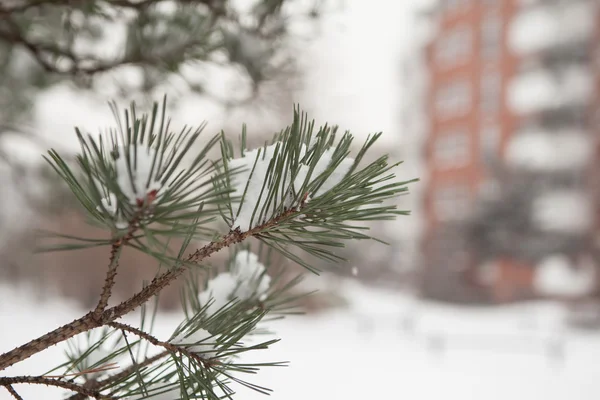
[419,0,599,303]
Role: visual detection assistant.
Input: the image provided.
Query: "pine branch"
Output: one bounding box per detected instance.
[94,242,125,320]
[2,384,23,400]
[93,219,140,320]
[0,208,298,371]
[65,351,170,400]
[0,100,413,399]
[0,376,118,399]
[0,312,99,372]
[108,322,214,367]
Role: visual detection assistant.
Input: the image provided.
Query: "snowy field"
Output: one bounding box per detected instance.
[1,279,600,400]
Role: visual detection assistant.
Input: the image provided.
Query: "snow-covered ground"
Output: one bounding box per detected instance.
[1,279,599,400]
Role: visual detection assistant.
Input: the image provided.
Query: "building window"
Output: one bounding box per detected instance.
[435,26,472,68]
[481,12,503,59]
[435,80,472,119]
[433,183,471,221]
[434,129,470,168]
[480,68,502,115]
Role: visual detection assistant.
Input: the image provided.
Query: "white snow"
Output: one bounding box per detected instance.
[534,255,596,298]
[115,147,163,205]
[198,272,239,316]
[0,133,47,167]
[94,145,167,228]
[306,148,354,197]
[507,72,550,114]
[2,280,600,400]
[98,193,118,216]
[97,193,129,229]
[199,251,271,316]
[170,328,217,358]
[509,2,595,55]
[231,250,271,301]
[228,143,353,231]
[35,85,115,153]
[509,6,556,55]
[532,190,593,234]
[506,130,592,171]
[508,66,594,114]
[228,143,283,231]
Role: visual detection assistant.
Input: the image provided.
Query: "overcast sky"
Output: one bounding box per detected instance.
[302,0,421,142]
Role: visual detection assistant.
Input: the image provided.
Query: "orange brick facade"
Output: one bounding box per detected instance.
[421,0,600,303]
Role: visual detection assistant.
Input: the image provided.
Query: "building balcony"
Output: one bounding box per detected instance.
[532,189,593,235]
[507,65,594,115]
[505,128,593,172]
[509,1,596,56]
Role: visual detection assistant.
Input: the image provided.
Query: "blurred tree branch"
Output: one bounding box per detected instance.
[0,0,320,123]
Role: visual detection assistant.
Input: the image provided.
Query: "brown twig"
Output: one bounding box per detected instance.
[0,207,297,372]
[2,384,23,400]
[94,220,138,320]
[107,321,212,367]
[0,312,99,372]
[0,376,118,399]
[66,350,169,400]
[108,322,170,349]
[93,242,124,320]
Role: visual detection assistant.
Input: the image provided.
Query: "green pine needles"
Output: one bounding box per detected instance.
[0,98,416,400]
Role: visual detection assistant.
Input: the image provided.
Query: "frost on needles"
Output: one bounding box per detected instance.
[12,100,416,400]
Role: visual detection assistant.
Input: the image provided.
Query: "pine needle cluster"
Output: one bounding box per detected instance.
[0,98,415,399]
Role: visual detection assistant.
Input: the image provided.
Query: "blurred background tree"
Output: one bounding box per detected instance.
[0,0,322,122]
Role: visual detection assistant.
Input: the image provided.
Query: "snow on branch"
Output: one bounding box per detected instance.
[228,141,354,231]
[197,250,271,317]
[170,328,218,359]
[114,146,164,207]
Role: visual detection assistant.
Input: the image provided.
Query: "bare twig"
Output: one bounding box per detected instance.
[2,384,23,400]
[94,220,139,320]
[0,312,100,372]
[66,351,169,400]
[107,321,213,367]
[0,376,118,399]
[0,208,298,371]
[93,242,124,320]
